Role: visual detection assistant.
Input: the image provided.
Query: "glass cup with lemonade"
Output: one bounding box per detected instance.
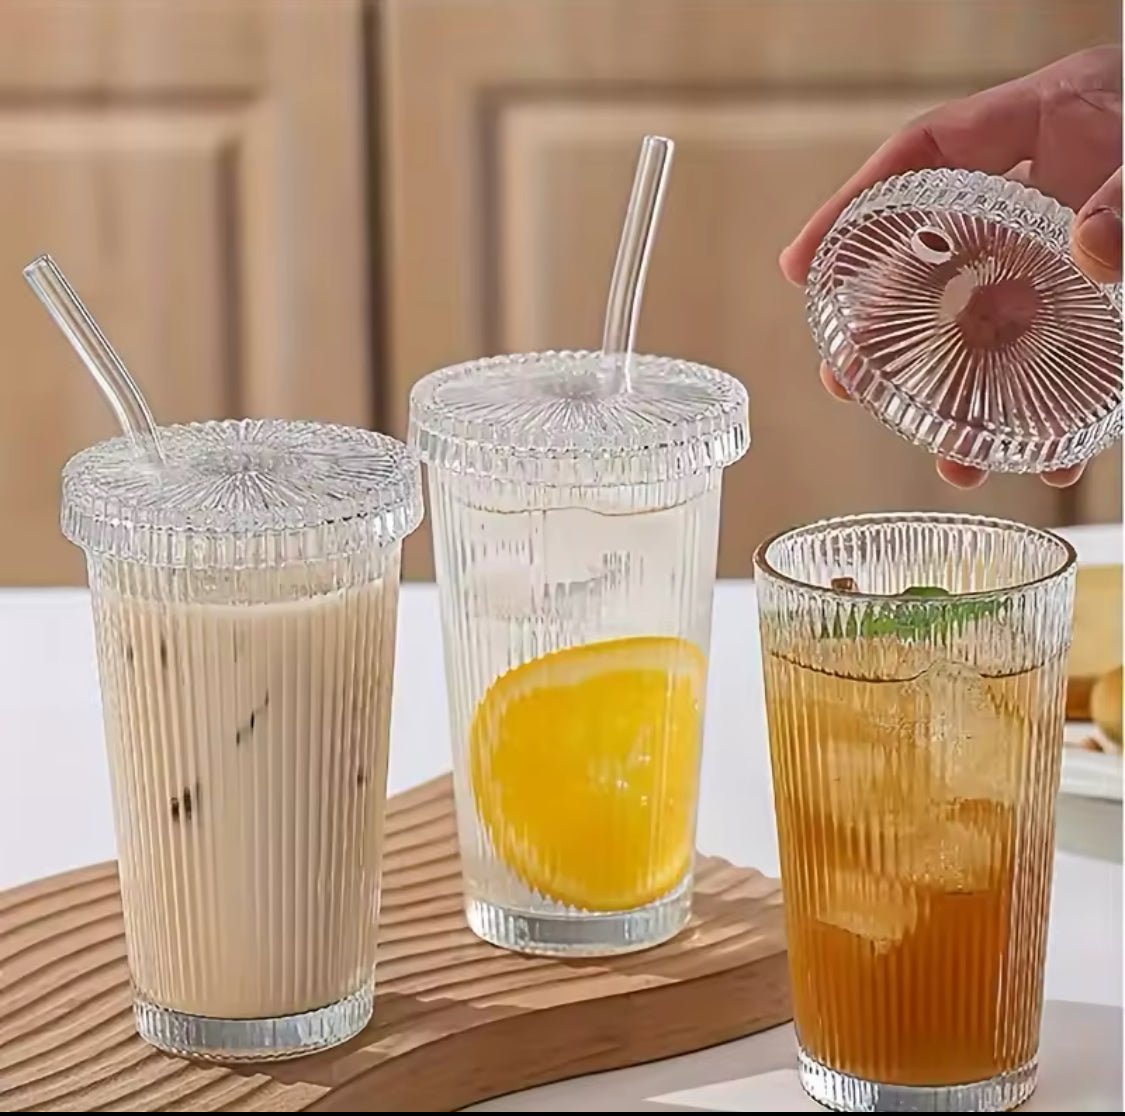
[409,350,748,955]
[755,513,1075,1111]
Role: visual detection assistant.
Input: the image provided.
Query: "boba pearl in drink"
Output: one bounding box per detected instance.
[755,513,1075,1112]
[62,419,422,1060]
[409,351,749,955]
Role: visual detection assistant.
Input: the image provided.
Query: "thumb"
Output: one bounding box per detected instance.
[1071,167,1122,284]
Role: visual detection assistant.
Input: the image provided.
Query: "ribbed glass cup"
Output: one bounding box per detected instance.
[754,513,1076,1112]
[62,419,423,1060]
[410,351,749,956]
[807,169,1123,473]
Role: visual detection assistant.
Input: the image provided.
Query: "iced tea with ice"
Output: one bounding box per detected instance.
[755,515,1075,1112]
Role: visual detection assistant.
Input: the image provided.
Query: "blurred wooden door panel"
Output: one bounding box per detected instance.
[383,0,1121,579]
[495,101,1104,574]
[0,0,370,586]
[0,113,234,586]
[1077,450,1125,526]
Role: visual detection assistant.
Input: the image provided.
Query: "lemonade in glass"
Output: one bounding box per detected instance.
[409,351,749,955]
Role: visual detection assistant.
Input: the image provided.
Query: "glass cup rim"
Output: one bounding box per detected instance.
[752,511,1077,605]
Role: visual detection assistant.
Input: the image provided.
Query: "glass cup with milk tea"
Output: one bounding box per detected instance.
[408,137,750,956]
[27,258,423,1060]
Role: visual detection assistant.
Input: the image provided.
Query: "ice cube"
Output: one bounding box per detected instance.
[904,814,1000,893]
[817,870,916,952]
[918,662,1026,805]
[808,677,928,821]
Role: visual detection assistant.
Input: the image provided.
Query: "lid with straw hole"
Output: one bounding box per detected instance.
[62,419,423,569]
[408,135,749,488]
[22,257,423,572]
[806,168,1123,473]
[408,350,749,487]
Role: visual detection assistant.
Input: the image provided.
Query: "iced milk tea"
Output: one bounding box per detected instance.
[61,419,424,1061]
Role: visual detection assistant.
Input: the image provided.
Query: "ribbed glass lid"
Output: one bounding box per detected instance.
[807,168,1123,473]
[408,350,750,486]
[62,418,423,568]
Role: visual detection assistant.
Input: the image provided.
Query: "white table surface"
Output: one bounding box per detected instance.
[1,524,1121,1111]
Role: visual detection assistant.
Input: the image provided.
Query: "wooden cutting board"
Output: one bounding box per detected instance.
[0,776,790,1112]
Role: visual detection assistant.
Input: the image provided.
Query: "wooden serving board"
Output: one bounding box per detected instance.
[0,776,790,1112]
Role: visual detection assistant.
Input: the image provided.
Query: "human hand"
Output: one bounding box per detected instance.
[780,44,1122,489]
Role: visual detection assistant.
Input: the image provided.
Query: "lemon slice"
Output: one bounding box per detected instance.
[469,636,706,911]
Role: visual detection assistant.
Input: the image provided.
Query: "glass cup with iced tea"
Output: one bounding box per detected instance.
[755,512,1076,1111]
[409,351,749,956]
[62,419,423,1060]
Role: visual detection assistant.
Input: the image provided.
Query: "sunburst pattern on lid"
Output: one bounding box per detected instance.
[807,169,1123,472]
[408,350,749,487]
[62,419,423,569]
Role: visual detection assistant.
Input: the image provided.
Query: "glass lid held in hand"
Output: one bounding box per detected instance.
[62,418,424,568]
[806,168,1123,473]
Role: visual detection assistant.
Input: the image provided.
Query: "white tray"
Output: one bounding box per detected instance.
[1061,722,1122,802]
[1054,527,1122,804]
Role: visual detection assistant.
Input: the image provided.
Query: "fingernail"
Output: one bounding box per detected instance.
[1075,206,1122,272]
[955,471,988,490]
[1043,464,1086,488]
[936,459,988,489]
[778,245,801,285]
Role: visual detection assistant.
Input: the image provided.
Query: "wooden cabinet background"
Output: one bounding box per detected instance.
[0,0,371,585]
[0,0,1119,584]
[382,0,1123,580]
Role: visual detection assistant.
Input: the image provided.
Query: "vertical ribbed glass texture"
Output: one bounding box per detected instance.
[430,469,722,955]
[409,350,749,957]
[754,513,1076,1112]
[88,554,400,1060]
[62,420,423,1061]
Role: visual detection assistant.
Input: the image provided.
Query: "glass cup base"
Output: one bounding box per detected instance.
[797,1047,1038,1113]
[134,981,374,1062]
[465,878,692,957]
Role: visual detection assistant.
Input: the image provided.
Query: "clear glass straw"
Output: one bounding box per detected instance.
[600,135,675,393]
[23,254,165,462]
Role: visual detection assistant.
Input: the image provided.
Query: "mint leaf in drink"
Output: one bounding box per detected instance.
[826,582,1008,640]
[867,585,953,640]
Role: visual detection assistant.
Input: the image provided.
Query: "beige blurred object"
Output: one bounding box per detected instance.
[1066,566,1124,721]
[1090,666,1123,749]
[381,0,1122,580]
[0,0,370,585]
